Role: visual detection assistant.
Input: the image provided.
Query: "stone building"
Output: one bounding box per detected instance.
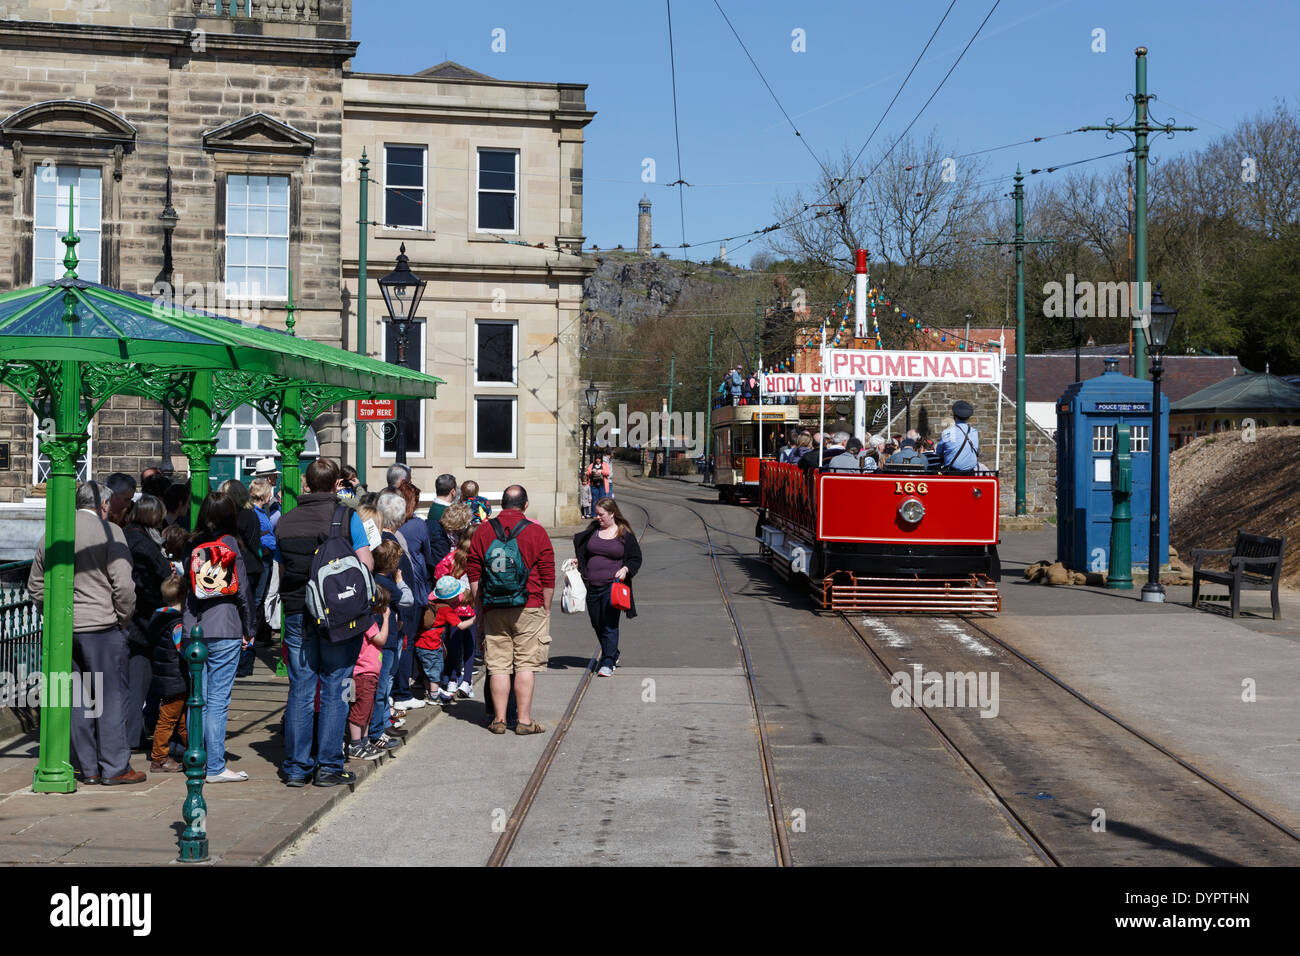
[341,61,594,525]
[0,0,354,519]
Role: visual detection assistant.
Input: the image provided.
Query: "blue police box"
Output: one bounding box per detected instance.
[1057,358,1169,574]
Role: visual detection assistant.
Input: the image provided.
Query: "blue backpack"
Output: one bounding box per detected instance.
[482,517,532,608]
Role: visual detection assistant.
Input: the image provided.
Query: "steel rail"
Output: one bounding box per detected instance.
[619,473,793,866]
[838,613,1059,866]
[484,508,653,867]
[957,613,1300,846]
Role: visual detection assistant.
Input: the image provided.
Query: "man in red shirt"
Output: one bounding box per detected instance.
[467,485,555,735]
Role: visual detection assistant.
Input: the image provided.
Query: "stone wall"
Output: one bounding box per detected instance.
[885,381,1056,515]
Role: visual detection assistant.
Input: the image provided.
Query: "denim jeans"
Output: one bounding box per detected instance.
[202,637,242,775]
[282,612,363,779]
[392,617,417,701]
[586,583,622,671]
[367,643,399,741]
[414,647,445,695]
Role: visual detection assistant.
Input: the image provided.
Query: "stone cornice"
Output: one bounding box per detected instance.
[341,258,595,281]
[0,21,357,64]
[344,100,595,129]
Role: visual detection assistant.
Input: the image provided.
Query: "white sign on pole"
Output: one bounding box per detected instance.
[824,349,1003,384]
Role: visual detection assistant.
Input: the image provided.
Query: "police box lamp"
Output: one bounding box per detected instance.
[378,243,427,331]
[1143,283,1178,356]
[584,381,600,412]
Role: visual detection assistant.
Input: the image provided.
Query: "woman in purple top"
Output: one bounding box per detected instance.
[572,498,642,676]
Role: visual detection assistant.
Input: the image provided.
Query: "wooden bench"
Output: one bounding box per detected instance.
[1190,532,1286,619]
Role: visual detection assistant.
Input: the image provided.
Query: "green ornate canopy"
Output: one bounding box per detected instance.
[6,204,442,794]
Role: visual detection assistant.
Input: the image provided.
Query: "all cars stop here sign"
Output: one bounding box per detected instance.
[356,399,396,420]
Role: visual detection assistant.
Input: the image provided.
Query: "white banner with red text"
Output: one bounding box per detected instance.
[758,374,885,397]
[823,349,1003,384]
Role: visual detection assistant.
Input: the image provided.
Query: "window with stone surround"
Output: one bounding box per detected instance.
[475,319,516,386]
[476,148,519,233]
[383,144,426,230]
[33,419,92,485]
[474,396,517,458]
[226,174,290,301]
[33,166,101,284]
[217,404,319,462]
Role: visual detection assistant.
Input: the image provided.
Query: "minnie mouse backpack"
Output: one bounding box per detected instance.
[190,540,241,600]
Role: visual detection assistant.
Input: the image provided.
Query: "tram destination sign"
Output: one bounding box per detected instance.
[759,374,885,397]
[824,349,1003,384]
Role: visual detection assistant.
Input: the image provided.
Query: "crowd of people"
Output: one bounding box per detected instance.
[774,400,982,474]
[25,453,641,789]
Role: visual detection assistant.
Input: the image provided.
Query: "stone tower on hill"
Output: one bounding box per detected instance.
[638,195,652,254]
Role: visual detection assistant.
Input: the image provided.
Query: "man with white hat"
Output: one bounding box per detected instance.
[252,457,282,527]
[937,400,979,474]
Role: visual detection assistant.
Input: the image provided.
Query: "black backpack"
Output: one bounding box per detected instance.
[305,506,376,642]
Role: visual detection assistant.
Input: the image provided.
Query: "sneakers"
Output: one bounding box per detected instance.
[393,697,425,711]
[457,681,473,699]
[390,717,406,729]
[347,740,383,761]
[373,734,401,752]
[597,666,613,677]
[437,687,455,704]
[314,770,357,788]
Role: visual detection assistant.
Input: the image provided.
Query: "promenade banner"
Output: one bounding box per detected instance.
[824,349,1003,384]
[759,374,885,397]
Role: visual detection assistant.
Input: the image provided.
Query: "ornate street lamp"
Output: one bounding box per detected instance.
[378,243,427,465]
[1140,283,1177,603]
[582,380,599,478]
[160,168,179,475]
[901,380,914,433]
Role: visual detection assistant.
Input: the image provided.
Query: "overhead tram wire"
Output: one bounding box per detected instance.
[712,0,836,185]
[665,0,689,260]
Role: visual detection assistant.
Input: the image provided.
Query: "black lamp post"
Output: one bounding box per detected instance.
[378,243,426,466]
[1140,283,1177,603]
[901,380,914,433]
[1072,314,1085,384]
[582,381,599,501]
[160,168,179,475]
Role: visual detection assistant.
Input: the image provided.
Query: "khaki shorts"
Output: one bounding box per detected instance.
[483,606,552,675]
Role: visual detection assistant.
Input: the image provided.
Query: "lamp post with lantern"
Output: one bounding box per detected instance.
[1140,283,1177,603]
[378,243,427,466]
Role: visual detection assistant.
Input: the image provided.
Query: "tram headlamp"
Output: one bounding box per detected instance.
[898,497,925,524]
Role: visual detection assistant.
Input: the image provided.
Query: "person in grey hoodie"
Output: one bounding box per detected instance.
[28,481,144,786]
[183,492,257,782]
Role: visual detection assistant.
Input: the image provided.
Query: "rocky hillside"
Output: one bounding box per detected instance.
[581,251,752,348]
[1169,426,1300,585]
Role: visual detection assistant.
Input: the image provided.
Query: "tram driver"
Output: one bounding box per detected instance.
[937,400,979,474]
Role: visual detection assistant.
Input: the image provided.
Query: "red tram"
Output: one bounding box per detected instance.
[756,461,1002,612]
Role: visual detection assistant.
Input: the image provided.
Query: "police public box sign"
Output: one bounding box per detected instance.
[824,349,1003,384]
[759,374,884,397]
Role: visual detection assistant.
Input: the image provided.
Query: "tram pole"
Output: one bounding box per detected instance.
[356,150,369,486]
[853,249,868,440]
[1079,47,1193,380]
[705,327,713,467]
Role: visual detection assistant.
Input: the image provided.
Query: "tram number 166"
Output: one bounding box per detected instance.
[894,481,928,495]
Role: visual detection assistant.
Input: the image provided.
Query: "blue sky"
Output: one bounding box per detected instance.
[353,0,1300,265]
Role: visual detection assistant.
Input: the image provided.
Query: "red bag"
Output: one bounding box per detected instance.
[610,581,631,611]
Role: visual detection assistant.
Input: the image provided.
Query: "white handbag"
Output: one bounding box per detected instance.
[560,557,587,614]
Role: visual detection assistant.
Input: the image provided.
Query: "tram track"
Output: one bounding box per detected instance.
[618,472,792,867]
[633,469,1300,863]
[483,507,654,867]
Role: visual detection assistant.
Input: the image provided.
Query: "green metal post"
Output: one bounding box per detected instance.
[667,353,675,422]
[179,625,208,862]
[31,370,84,794]
[1014,170,1027,516]
[1079,48,1193,380]
[356,150,369,486]
[181,370,216,528]
[1108,424,1133,589]
[705,327,714,462]
[277,386,305,514]
[33,199,87,792]
[1132,52,1149,380]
